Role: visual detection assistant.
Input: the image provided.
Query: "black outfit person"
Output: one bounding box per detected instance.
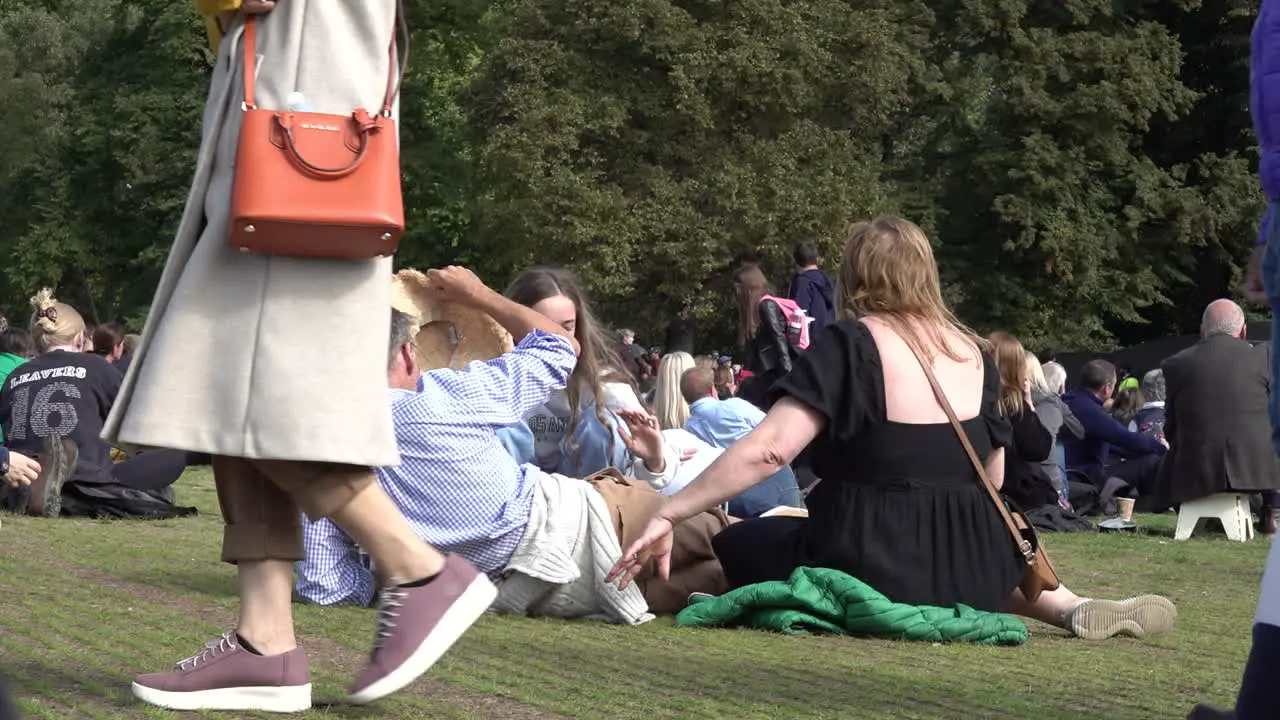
[1001,406,1059,511]
[0,350,191,516]
[712,321,1024,612]
[736,299,798,411]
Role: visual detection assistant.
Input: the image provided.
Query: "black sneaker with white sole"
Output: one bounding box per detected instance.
[28,437,77,518]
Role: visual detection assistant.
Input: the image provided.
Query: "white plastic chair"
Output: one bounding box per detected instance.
[1173,493,1254,542]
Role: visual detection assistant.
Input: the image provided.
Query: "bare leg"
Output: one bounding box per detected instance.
[1005,585,1083,628]
[131,457,314,713]
[328,483,445,585]
[1006,584,1175,640]
[236,560,299,655]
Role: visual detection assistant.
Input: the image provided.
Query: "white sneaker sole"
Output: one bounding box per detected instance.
[348,575,498,705]
[131,681,311,712]
[1068,595,1177,640]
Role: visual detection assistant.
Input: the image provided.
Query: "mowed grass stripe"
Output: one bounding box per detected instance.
[0,551,492,719]
[0,469,1270,718]
[435,620,1035,719]
[444,617,1044,718]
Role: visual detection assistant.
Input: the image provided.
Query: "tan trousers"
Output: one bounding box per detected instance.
[213,456,374,564]
[587,472,735,614]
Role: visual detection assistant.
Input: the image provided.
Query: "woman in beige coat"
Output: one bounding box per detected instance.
[105,0,496,712]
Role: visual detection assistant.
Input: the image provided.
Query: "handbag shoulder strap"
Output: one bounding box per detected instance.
[242,0,409,116]
[899,331,1035,564]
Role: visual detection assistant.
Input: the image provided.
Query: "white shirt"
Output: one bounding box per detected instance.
[659,429,723,496]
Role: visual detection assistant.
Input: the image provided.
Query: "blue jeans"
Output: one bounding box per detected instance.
[727,466,804,518]
[1263,201,1280,456]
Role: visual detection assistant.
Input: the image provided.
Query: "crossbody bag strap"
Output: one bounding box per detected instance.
[901,336,1035,565]
[241,3,408,114]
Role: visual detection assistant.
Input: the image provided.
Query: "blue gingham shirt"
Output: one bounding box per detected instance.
[296,330,576,607]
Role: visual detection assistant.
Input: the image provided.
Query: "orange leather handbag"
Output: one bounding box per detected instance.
[228,11,408,260]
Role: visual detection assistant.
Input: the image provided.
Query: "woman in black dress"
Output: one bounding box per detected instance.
[988,331,1060,513]
[610,216,1176,640]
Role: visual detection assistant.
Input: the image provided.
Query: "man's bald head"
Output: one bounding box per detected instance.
[1201,299,1246,340]
[680,367,717,405]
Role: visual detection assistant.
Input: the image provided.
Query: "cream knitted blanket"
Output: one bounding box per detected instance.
[493,470,653,624]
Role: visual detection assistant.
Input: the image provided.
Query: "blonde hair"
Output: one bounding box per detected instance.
[837,216,982,363]
[1025,350,1050,396]
[653,352,696,430]
[28,289,86,353]
[988,331,1029,416]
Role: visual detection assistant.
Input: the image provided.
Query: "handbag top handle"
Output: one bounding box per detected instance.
[240,0,409,117]
[897,325,1036,565]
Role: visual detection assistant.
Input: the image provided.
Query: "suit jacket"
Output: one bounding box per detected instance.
[1159,334,1280,504]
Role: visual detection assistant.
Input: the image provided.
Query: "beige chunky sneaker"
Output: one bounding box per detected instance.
[1066,595,1177,640]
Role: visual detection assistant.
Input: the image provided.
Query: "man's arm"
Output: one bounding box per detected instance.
[426,266,581,354]
[295,517,376,608]
[1059,401,1085,440]
[422,332,579,427]
[417,266,583,427]
[1081,401,1165,456]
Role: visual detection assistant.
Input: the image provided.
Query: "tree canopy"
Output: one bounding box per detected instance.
[0,0,1265,352]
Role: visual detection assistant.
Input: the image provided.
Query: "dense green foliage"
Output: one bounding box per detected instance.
[0,0,1265,351]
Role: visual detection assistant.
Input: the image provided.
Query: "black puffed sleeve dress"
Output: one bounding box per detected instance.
[710,321,1025,612]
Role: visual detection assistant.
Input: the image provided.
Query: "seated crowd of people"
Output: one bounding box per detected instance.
[1030,299,1280,533]
[0,304,203,520]
[17,217,1248,720]
[0,217,1184,658]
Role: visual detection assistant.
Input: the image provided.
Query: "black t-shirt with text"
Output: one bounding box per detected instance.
[0,350,123,485]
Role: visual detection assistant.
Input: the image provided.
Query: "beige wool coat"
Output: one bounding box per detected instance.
[103,1,402,467]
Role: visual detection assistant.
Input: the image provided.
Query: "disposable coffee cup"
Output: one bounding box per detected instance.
[1117,498,1136,522]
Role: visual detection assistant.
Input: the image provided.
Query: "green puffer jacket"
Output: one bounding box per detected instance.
[675,567,1028,646]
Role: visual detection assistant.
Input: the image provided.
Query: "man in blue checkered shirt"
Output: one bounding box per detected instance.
[297,267,721,617]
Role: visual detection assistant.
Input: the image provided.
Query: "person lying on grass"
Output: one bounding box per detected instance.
[609,215,1178,641]
[298,267,733,621]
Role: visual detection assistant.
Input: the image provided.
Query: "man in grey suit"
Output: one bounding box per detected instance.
[1160,300,1280,530]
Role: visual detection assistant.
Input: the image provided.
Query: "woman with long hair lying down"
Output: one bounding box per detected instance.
[611,216,1176,640]
[507,267,678,486]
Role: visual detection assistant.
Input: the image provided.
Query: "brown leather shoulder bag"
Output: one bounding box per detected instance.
[904,337,1061,602]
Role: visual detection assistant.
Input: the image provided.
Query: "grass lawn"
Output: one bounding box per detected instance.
[0,468,1268,719]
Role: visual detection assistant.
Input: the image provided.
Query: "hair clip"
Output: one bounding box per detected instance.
[40,307,58,321]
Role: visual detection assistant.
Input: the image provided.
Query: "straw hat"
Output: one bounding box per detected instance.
[390,269,514,370]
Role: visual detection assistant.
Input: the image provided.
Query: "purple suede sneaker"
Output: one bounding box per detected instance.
[348,554,497,705]
[131,631,311,713]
